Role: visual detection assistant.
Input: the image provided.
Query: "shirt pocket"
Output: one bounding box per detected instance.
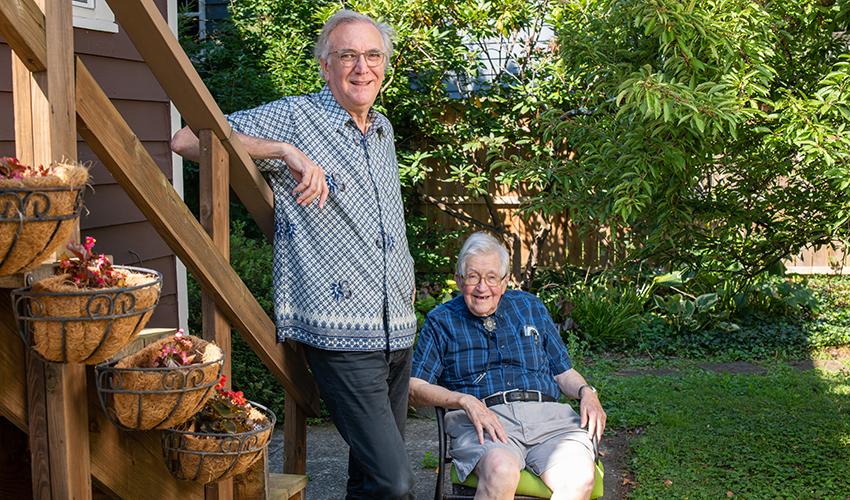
[520,331,546,372]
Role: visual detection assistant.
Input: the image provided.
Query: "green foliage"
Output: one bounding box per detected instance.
[569,284,646,347]
[505,0,850,281]
[420,451,439,470]
[532,269,850,357]
[414,278,456,329]
[406,215,464,283]
[590,364,850,497]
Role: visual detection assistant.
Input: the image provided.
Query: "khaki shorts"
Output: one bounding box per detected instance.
[445,401,594,482]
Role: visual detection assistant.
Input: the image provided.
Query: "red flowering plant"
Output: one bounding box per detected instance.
[0,157,55,179]
[58,236,127,288]
[191,375,262,434]
[149,329,200,368]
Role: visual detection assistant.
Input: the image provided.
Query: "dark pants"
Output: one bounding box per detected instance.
[304,346,414,500]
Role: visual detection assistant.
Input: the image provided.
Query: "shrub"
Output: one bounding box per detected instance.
[568,284,646,347]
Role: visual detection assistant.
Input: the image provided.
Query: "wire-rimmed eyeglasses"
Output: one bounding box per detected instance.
[461,273,507,287]
[329,49,386,68]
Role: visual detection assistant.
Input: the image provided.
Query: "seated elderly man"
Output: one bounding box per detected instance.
[410,232,606,500]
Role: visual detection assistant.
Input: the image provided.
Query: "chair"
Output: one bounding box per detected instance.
[434,407,604,500]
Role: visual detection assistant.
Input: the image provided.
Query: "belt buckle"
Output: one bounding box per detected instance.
[501,388,520,405]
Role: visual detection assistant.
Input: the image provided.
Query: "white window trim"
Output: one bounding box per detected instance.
[168,0,189,331]
[72,0,118,33]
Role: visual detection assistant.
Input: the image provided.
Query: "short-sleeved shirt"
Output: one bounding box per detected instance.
[227,85,416,352]
[411,290,571,400]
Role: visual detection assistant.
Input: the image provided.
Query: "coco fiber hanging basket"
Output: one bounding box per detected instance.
[96,334,224,431]
[162,402,275,484]
[0,160,87,276]
[12,266,162,364]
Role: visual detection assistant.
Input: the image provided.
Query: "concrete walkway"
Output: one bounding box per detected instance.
[268,414,440,499]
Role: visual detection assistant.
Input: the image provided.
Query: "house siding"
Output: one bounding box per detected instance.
[0,0,182,327]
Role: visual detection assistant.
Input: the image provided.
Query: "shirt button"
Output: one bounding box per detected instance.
[507,381,512,386]
[375,237,382,248]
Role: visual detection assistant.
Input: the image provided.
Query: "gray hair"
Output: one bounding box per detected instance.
[314,10,395,76]
[456,232,510,278]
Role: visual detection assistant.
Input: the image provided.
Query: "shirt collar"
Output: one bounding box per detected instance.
[317,85,386,136]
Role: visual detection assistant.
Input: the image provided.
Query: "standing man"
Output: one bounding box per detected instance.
[171,10,416,499]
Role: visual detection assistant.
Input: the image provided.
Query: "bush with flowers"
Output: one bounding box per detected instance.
[163,375,274,483]
[149,328,200,368]
[57,236,126,288]
[191,376,261,434]
[0,157,56,179]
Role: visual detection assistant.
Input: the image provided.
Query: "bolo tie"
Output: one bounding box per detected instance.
[474,315,496,384]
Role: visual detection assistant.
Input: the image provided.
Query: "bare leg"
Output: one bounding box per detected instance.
[539,440,596,500]
[473,448,523,500]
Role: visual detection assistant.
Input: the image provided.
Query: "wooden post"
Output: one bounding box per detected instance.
[11,0,92,498]
[284,395,307,500]
[284,372,307,499]
[198,129,234,500]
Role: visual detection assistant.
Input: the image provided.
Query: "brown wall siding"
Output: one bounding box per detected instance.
[0,0,180,326]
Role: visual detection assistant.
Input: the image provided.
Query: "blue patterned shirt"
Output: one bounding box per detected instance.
[411,290,572,400]
[227,86,416,351]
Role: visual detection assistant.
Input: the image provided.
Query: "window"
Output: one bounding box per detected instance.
[179,0,207,39]
[72,0,118,33]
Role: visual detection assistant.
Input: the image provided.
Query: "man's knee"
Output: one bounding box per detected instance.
[374,466,414,499]
[477,448,522,489]
[544,459,596,497]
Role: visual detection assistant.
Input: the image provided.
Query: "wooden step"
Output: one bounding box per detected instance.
[269,473,308,500]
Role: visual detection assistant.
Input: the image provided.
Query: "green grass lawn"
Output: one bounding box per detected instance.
[582,359,850,498]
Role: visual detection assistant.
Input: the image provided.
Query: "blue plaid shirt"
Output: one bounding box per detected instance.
[227,86,416,351]
[411,290,571,400]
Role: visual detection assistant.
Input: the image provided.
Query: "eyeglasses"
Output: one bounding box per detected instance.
[329,49,386,68]
[461,273,507,287]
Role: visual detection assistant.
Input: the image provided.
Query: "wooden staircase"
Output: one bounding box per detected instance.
[0,0,318,498]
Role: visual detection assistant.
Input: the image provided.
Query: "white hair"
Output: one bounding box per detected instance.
[314,10,395,77]
[456,232,510,278]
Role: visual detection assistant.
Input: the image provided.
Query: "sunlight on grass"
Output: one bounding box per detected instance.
[587,364,850,498]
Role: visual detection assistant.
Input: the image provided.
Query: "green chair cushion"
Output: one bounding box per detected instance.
[450,461,604,499]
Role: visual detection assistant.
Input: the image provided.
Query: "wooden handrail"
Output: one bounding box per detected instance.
[104,0,276,241]
[0,0,46,72]
[75,59,320,415]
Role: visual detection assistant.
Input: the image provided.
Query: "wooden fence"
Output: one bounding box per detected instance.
[418,178,848,276]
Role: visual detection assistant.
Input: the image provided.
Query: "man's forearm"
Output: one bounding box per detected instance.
[171,126,201,162]
[554,368,589,400]
[171,127,294,163]
[409,378,473,409]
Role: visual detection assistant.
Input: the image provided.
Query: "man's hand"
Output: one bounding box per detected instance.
[579,391,606,443]
[281,145,329,208]
[458,394,508,444]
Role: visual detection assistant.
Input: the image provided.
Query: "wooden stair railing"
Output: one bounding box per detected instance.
[0,0,319,497]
